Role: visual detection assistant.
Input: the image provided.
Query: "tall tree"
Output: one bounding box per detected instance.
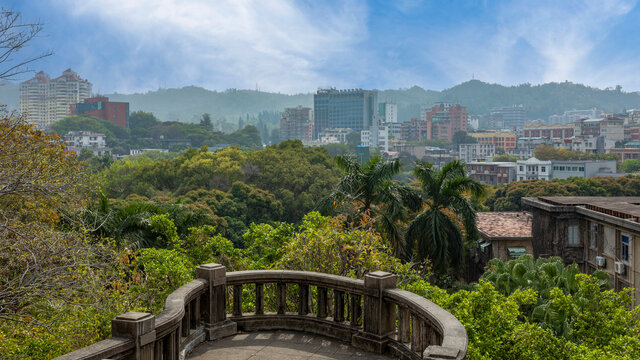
[319,155,420,256]
[405,160,485,274]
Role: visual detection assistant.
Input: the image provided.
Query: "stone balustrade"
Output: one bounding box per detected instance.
[54,264,467,360]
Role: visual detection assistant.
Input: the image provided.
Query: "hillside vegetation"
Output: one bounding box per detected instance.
[103,80,640,122]
[6,79,639,123]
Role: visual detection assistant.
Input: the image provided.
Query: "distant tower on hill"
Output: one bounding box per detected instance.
[20,69,92,129]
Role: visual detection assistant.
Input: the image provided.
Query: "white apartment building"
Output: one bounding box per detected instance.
[459,143,496,163]
[516,157,619,181]
[64,131,111,156]
[379,102,398,123]
[318,128,352,144]
[20,69,92,129]
[361,125,390,152]
[516,158,552,181]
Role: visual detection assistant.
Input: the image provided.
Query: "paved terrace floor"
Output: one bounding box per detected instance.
[188,331,395,360]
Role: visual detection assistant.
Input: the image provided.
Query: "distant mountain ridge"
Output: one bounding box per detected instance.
[2,80,640,123]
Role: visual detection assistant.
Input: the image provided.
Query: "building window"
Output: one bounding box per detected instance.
[567,224,579,246]
[603,226,615,255]
[541,166,546,172]
[590,223,598,250]
[621,234,631,263]
[519,166,523,171]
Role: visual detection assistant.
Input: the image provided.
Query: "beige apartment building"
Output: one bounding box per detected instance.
[20,69,92,129]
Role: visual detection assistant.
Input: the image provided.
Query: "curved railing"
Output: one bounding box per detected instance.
[54,264,466,360]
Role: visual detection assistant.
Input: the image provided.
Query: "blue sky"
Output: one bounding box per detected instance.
[5,0,640,94]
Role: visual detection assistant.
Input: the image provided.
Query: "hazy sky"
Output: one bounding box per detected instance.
[6,0,640,94]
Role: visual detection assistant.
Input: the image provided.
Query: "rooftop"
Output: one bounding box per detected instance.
[535,196,640,221]
[477,212,533,239]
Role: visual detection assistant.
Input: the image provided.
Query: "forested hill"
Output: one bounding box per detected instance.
[3,80,640,122]
[106,87,313,123]
[108,81,640,122]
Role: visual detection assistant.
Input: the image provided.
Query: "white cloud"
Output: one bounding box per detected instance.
[425,0,638,89]
[57,0,368,93]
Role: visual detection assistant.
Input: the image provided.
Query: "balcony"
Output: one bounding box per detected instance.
[54,264,467,360]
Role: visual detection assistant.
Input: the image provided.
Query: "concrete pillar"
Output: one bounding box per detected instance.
[195,263,237,340]
[111,312,156,360]
[352,271,397,354]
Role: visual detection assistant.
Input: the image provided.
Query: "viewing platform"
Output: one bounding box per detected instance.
[54,264,467,360]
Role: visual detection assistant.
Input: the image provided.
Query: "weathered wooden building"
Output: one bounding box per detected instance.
[523,196,640,295]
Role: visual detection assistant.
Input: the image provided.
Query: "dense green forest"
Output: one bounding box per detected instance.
[4,115,640,359]
[49,112,263,155]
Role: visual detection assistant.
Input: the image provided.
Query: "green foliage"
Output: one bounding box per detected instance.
[319,154,420,257]
[405,160,485,275]
[129,110,161,129]
[534,144,619,161]
[100,140,339,226]
[619,159,640,173]
[492,153,518,162]
[50,113,262,156]
[129,248,193,313]
[486,175,640,211]
[452,130,477,146]
[276,212,406,278]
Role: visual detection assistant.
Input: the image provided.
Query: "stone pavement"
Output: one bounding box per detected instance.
[188,331,394,360]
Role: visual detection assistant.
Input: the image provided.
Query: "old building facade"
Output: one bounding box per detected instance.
[524,196,640,296]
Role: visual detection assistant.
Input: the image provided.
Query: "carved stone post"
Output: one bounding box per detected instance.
[196,263,237,340]
[111,312,156,360]
[352,271,397,354]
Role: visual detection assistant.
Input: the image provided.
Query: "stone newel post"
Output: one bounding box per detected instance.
[111,312,156,360]
[352,271,397,354]
[195,263,237,339]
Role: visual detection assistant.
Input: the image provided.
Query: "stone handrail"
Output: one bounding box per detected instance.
[54,264,466,360]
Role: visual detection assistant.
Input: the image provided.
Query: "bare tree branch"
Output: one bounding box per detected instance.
[0,9,53,80]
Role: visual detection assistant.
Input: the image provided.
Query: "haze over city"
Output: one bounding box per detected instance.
[5,0,640,94]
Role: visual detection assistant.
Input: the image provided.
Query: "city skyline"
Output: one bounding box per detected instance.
[4,0,640,95]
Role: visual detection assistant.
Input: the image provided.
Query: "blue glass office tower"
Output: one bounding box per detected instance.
[313,88,378,139]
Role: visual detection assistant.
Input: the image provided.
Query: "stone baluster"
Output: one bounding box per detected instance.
[317,287,328,318]
[298,284,310,315]
[334,290,345,322]
[350,294,362,327]
[233,284,243,316]
[277,283,287,315]
[398,307,410,344]
[255,283,264,315]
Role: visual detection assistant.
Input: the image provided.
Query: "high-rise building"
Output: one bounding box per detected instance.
[71,97,130,128]
[280,106,313,142]
[400,118,428,141]
[425,102,468,142]
[378,102,397,123]
[491,105,526,129]
[313,88,377,139]
[20,69,92,129]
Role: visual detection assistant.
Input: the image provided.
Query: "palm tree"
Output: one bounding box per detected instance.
[318,154,419,256]
[404,160,485,275]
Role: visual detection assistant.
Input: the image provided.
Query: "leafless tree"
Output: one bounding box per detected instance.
[0,9,53,80]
